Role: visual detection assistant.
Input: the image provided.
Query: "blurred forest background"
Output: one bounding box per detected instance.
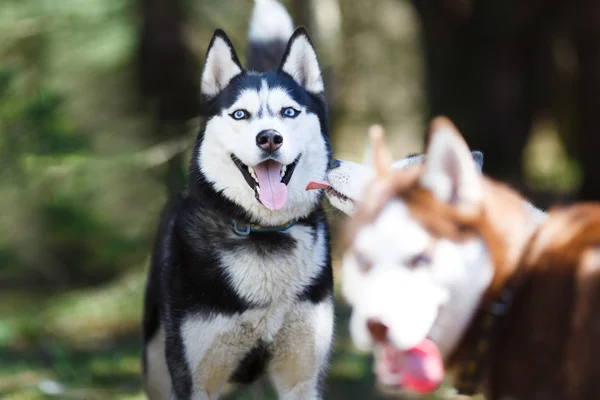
[1,0,598,399]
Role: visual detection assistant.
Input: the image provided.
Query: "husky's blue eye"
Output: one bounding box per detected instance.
[281,107,300,118]
[407,253,432,269]
[230,109,250,120]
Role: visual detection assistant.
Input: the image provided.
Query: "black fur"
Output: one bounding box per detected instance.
[142,25,333,400]
[247,40,289,73]
[229,340,272,384]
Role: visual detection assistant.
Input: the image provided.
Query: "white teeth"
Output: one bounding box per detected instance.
[248,166,258,182]
[280,165,287,178]
[256,186,260,193]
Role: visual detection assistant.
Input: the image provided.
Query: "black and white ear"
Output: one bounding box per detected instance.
[420,117,483,213]
[279,27,324,94]
[201,29,243,99]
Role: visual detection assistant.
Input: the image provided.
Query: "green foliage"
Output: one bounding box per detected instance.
[0,65,146,286]
[0,70,89,180]
[0,0,164,288]
[0,0,574,398]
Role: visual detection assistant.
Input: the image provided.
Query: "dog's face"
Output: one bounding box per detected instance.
[324,151,483,215]
[196,29,329,224]
[341,120,493,394]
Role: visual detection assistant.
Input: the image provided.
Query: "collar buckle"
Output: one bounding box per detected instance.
[232,221,251,236]
[488,289,513,316]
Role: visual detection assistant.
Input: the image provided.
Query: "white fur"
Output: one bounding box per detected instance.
[325,153,481,216]
[324,156,426,215]
[338,127,530,372]
[281,35,324,94]
[201,36,242,98]
[391,154,427,169]
[341,200,494,358]
[145,326,172,399]
[171,221,331,399]
[158,5,332,399]
[340,129,497,359]
[219,223,327,306]
[198,78,328,226]
[249,0,293,44]
[180,300,333,400]
[181,314,238,400]
[325,154,547,223]
[525,200,548,224]
[326,159,375,215]
[268,301,334,400]
[420,127,483,211]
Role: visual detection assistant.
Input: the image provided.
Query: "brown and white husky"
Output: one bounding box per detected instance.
[334,119,600,399]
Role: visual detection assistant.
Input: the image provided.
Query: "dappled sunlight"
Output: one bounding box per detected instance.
[42,269,146,345]
[1,0,591,398]
[524,116,582,193]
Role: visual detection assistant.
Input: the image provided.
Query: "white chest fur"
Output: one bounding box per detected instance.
[218,224,327,306]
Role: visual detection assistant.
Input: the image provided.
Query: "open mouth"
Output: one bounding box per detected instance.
[231,154,301,211]
[373,338,444,395]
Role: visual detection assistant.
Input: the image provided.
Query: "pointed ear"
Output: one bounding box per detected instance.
[420,116,483,213]
[279,27,324,94]
[201,29,243,99]
[368,125,393,176]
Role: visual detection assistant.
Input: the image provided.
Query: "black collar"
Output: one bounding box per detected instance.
[228,218,298,236]
[454,287,515,395]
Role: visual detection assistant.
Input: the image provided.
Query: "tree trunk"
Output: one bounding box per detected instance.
[137,0,200,196]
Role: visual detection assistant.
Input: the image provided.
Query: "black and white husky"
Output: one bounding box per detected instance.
[142,1,334,399]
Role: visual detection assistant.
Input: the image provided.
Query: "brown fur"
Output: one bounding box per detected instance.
[344,118,600,399]
[345,119,534,308]
[489,204,600,400]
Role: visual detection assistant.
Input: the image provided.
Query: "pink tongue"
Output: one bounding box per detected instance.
[402,338,444,393]
[380,339,444,394]
[306,180,330,191]
[254,160,288,211]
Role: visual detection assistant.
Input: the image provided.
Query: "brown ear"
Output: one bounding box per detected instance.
[369,124,392,177]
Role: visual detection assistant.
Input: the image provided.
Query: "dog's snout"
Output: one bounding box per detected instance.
[256,129,283,153]
[366,318,389,343]
[328,159,341,170]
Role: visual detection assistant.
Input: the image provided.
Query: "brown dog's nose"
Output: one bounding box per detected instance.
[256,129,283,153]
[366,318,389,343]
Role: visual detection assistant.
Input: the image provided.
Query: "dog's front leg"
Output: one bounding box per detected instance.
[268,299,334,400]
[167,314,253,400]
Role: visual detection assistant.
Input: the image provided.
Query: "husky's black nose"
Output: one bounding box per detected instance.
[256,129,283,153]
[328,159,341,170]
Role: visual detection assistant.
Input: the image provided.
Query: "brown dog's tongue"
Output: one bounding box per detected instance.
[376,339,444,394]
[306,181,330,191]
